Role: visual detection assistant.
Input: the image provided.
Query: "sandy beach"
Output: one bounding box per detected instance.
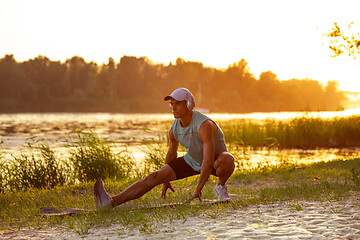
[1,197,360,240]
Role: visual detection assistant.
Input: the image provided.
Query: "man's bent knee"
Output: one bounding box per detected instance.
[214,152,235,169]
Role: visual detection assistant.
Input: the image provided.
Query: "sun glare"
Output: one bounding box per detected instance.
[1,0,360,92]
[208,108,360,121]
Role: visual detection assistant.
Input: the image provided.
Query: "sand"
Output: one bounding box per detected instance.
[1,198,360,240]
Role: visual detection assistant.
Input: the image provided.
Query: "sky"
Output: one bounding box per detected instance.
[1,0,360,92]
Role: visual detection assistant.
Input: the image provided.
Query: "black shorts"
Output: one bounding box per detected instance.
[167,157,217,180]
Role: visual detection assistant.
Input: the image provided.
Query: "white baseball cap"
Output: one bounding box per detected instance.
[164,88,195,110]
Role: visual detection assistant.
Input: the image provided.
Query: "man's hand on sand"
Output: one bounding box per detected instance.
[162,182,175,199]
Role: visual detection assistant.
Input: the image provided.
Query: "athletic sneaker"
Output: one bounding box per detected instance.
[94,179,113,210]
[213,184,229,201]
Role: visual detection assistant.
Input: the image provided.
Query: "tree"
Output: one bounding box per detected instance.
[63,56,95,97]
[96,57,116,99]
[324,81,345,110]
[165,58,205,91]
[116,56,149,99]
[324,22,360,60]
[0,54,346,113]
[0,55,24,100]
[20,56,51,102]
[216,60,257,112]
[257,71,281,102]
[46,60,67,97]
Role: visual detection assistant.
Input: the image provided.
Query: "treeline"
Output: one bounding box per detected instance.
[0,54,345,113]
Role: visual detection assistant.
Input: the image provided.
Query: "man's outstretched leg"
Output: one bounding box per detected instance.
[213,152,235,201]
[94,164,176,209]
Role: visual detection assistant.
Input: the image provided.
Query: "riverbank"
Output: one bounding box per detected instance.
[1,112,360,239]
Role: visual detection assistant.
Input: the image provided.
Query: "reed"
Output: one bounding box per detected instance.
[2,114,359,192]
[220,116,360,149]
[0,161,5,193]
[3,139,69,191]
[140,141,168,177]
[68,132,134,182]
[0,133,137,191]
[0,143,5,192]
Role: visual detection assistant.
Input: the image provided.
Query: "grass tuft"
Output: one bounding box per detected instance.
[68,131,134,182]
[5,139,69,190]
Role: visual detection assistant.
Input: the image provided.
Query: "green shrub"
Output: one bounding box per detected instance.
[7,142,68,190]
[69,132,134,182]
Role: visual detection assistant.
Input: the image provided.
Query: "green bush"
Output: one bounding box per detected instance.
[69,132,134,182]
[6,142,68,190]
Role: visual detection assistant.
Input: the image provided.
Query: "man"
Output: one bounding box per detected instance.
[94,88,235,209]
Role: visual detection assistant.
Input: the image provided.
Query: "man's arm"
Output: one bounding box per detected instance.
[162,126,179,199]
[165,126,179,164]
[190,120,217,201]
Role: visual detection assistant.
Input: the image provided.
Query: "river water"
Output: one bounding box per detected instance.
[1,109,360,167]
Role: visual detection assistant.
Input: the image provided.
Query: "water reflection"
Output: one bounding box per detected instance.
[209,108,360,120]
[0,108,359,125]
[242,147,360,169]
[128,144,360,169]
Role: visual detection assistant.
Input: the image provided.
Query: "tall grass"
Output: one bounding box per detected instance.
[0,141,4,192]
[0,156,5,193]
[140,141,168,177]
[3,140,69,191]
[1,133,136,192]
[221,116,360,149]
[68,132,134,182]
[2,115,360,192]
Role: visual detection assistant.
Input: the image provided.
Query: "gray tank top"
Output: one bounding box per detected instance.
[172,111,227,171]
